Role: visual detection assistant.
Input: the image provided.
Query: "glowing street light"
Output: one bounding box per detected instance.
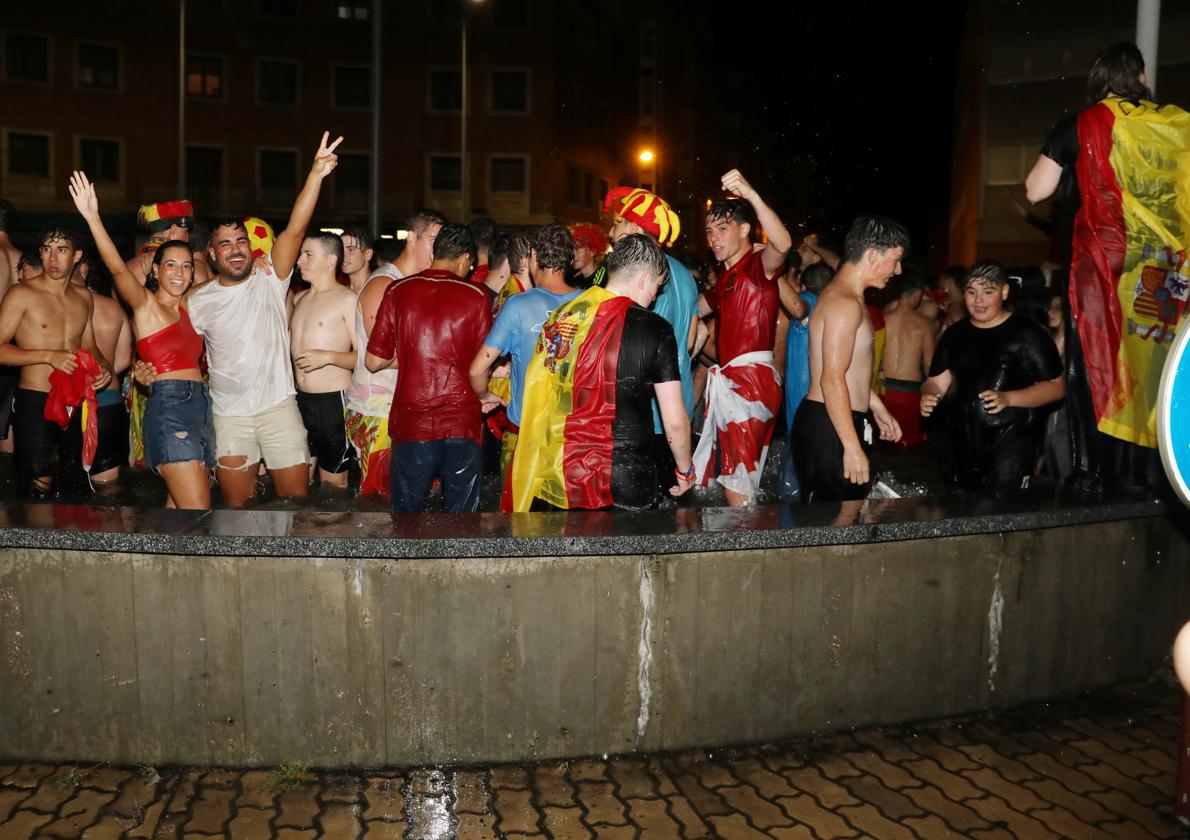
[639,149,655,164]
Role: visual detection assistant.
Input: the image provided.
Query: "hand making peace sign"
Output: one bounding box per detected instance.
[311,131,345,179]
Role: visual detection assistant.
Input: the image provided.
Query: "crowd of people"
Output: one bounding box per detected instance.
[0,42,1179,513]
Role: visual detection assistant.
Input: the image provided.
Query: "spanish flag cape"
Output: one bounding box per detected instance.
[1072,98,1190,447]
[511,286,633,511]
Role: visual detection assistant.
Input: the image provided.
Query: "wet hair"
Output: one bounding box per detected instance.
[306,231,345,275]
[36,226,82,253]
[532,223,574,272]
[1087,42,1151,104]
[0,199,13,233]
[938,265,966,289]
[606,233,668,285]
[189,217,210,252]
[707,200,757,236]
[79,250,113,297]
[800,262,834,294]
[431,224,476,262]
[209,217,248,237]
[488,233,511,270]
[467,217,498,253]
[146,240,194,293]
[373,237,403,266]
[341,227,374,253]
[963,260,1008,289]
[17,248,41,275]
[842,215,910,265]
[507,232,532,275]
[407,209,447,237]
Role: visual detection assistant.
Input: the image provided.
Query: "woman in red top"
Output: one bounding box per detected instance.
[69,172,213,509]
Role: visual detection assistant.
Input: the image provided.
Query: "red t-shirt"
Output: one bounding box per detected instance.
[367,268,493,444]
[704,249,780,364]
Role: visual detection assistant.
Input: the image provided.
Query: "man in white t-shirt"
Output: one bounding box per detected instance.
[186,132,343,506]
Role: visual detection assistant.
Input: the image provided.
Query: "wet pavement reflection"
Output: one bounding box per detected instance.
[0,678,1180,838]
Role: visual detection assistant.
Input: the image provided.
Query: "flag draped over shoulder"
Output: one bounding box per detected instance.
[1072,98,1190,447]
[511,286,632,511]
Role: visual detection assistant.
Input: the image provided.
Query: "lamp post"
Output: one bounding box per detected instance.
[460,0,484,223]
[369,0,383,235]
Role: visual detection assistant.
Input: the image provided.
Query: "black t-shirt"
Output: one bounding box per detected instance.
[929,312,1062,438]
[611,305,679,509]
[1041,110,1082,263]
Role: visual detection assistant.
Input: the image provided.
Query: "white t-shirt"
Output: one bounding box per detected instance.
[345,265,402,416]
[188,267,295,416]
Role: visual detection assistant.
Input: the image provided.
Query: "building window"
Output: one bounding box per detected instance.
[258,60,298,105]
[429,155,461,192]
[336,1,368,19]
[259,150,296,190]
[335,153,369,211]
[492,0,528,28]
[79,138,120,183]
[566,164,580,205]
[257,0,299,15]
[490,156,526,193]
[185,146,224,208]
[5,33,49,82]
[583,172,594,209]
[598,178,609,203]
[489,70,528,114]
[7,132,50,178]
[428,69,461,113]
[77,43,119,90]
[186,54,223,99]
[427,0,461,26]
[334,65,369,108]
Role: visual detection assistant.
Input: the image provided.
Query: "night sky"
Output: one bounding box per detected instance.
[722,1,968,262]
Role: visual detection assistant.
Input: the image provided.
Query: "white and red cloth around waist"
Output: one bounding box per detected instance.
[691,350,782,501]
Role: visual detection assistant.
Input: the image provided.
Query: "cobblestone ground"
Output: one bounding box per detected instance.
[0,680,1184,839]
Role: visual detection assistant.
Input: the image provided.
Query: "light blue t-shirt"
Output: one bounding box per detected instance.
[483,286,581,427]
[784,291,818,435]
[651,253,700,433]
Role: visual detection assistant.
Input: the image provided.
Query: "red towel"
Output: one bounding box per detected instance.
[45,349,100,472]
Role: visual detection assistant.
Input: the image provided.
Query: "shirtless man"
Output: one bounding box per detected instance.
[0,201,23,454]
[340,228,374,292]
[72,253,132,483]
[344,209,444,496]
[794,216,907,503]
[291,232,357,489]
[0,227,112,496]
[880,268,935,448]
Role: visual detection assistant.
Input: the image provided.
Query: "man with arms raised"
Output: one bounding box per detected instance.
[366,225,491,512]
[795,216,906,503]
[693,170,791,506]
[469,223,580,503]
[291,232,357,490]
[345,209,444,497]
[185,132,342,506]
[0,227,112,496]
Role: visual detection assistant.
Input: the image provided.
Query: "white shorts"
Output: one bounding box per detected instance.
[213,396,309,470]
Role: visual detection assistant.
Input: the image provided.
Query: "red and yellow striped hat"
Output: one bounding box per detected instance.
[137,200,193,233]
[603,187,680,247]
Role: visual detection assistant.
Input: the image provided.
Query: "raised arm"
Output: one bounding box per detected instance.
[68,171,150,310]
[272,132,343,280]
[721,169,791,278]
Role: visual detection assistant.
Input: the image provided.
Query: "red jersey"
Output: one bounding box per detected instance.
[367,268,493,444]
[704,249,780,364]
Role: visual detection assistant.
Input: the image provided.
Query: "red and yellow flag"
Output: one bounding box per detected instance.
[511,286,632,511]
[1072,98,1190,447]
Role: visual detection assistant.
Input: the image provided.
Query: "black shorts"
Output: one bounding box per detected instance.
[792,398,872,504]
[296,390,353,474]
[0,367,17,439]
[92,392,130,476]
[13,388,89,498]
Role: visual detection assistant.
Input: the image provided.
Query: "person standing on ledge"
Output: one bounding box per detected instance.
[511,234,694,512]
[185,132,344,506]
[795,216,906,503]
[692,170,791,506]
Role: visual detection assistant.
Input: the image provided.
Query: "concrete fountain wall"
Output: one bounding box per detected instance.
[0,492,1187,768]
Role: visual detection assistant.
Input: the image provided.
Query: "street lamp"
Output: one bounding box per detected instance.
[460,0,485,223]
[639,149,655,164]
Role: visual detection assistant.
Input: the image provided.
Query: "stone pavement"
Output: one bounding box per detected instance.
[0,680,1184,839]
